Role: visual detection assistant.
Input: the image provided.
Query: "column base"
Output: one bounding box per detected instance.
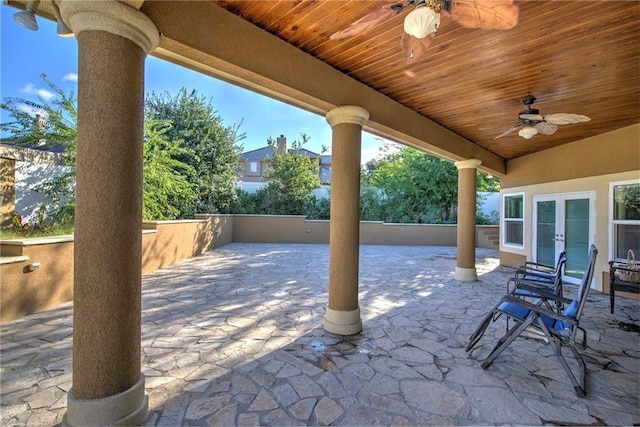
[323,306,362,335]
[63,374,148,426]
[455,266,478,282]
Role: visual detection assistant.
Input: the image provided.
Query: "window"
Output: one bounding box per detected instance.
[248,161,259,175]
[610,180,640,261]
[503,193,524,247]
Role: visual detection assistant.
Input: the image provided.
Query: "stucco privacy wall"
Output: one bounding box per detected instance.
[0,216,232,323]
[1,215,496,322]
[142,215,232,273]
[228,215,499,248]
[499,124,640,294]
[0,236,74,323]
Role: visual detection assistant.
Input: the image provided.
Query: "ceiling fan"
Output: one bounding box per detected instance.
[330,0,519,64]
[494,95,591,140]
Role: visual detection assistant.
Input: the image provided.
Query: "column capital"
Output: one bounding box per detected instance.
[60,0,159,54]
[454,159,482,170]
[326,106,370,128]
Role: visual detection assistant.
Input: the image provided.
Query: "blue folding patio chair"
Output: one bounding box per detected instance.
[466,245,598,397]
[509,250,567,312]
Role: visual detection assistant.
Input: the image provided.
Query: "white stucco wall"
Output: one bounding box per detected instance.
[499,170,640,292]
[15,160,73,223]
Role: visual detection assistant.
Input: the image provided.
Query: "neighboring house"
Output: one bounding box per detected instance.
[0,142,72,227]
[239,135,331,195]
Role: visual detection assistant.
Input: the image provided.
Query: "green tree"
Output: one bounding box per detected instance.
[142,120,198,220]
[1,74,77,225]
[145,88,244,214]
[477,173,501,192]
[1,77,221,226]
[362,147,458,223]
[255,133,321,215]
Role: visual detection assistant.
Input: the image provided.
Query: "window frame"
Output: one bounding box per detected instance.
[609,179,640,262]
[502,192,525,249]
[247,160,260,176]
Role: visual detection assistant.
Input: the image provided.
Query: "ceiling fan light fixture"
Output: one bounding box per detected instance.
[518,126,539,140]
[13,0,40,31]
[404,6,440,39]
[51,1,73,37]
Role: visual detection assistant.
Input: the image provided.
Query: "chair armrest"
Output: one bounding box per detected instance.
[507,278,569,302]
[521,261,556,273]
[514,269,556,281]
[502,295,577,326]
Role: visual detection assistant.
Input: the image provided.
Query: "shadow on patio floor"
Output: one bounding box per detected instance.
[1,244,639,425]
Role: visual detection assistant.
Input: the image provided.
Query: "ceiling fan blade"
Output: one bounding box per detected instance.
[543,113,591,125]
[401,32,434,64]
[519,113,544,121]
[448,0,519,30]
[534,121,558,135]
[330,6,399,40]
[493,123,522,140]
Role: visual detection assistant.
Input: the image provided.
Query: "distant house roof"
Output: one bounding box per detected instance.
[0,139,66,154]
[241,145,327,162]
[240,142,332,184]
[240,146,275,161]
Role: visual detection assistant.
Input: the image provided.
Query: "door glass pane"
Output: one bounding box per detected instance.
[565,199,589,279]
[536,201,556,266]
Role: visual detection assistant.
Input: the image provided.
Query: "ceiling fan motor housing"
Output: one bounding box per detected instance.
[519,107,539,125]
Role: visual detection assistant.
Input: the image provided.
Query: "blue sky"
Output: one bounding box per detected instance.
[1,4,392,164]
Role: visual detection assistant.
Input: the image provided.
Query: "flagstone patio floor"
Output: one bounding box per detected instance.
[2,243,639,426]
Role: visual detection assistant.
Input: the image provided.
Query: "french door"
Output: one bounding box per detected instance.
[533,192,595,285]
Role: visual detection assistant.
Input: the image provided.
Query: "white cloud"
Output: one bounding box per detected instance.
[21,83,56,101]
[63,72,78,82]
[17,104,48,119]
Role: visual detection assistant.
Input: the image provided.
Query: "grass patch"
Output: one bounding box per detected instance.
[0,224,75,239]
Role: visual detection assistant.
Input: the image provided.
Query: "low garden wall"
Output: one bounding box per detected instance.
[1,214,497,322]
[223,215,499,249]
[0,215,232,322]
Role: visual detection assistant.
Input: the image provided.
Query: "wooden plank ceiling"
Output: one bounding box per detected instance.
[210,0,639,160]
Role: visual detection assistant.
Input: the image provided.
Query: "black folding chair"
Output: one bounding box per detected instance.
[509,250,567,312]
[466,245,598,397]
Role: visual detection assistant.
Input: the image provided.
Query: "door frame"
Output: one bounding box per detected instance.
[532,191,596,286]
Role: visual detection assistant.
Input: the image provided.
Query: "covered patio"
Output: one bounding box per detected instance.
[2,1,638,423]
[2,244,638,425]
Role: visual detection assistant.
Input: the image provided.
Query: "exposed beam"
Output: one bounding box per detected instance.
[142,0,506,175]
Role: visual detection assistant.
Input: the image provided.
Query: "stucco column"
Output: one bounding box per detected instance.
[324,106,369,335]
[60,1,158,426]
[454,159,482,281]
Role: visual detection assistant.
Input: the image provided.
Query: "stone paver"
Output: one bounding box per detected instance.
[1,243,639,426]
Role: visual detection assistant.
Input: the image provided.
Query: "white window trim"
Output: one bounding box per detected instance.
[502,192,525,249]
[609,178,640,262]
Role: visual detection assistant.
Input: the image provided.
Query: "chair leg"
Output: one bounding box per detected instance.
[610,285,615,314]
[466,310,497,352]
[556,342,587,398]
[577,326,587,350]
[480,315,534,369]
